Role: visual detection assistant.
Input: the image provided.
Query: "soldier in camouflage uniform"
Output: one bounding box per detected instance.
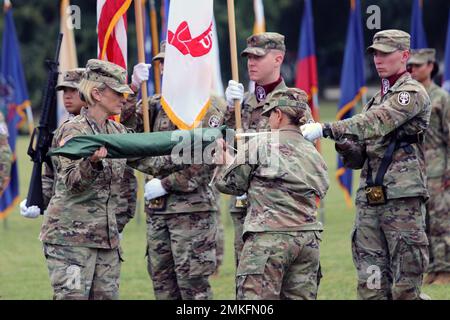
[21,68,139,229]
[21,69,86,218]
[224,32,293,268]
[121,41,225,300]
[301,30,432,300]
[39,59,154,300]
[408,49,450,285]
[215,89,329,299]
[0,112,12,197]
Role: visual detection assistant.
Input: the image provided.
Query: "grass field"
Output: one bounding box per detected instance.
[0,102,448,300]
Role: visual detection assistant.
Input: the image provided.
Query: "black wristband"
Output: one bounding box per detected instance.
[323,123,334,139]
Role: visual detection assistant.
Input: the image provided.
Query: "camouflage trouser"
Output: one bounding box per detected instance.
[426,177,450,273]
[146,211,217,300]
[215,210,224,270]
[230,211,246,269]
[43,243,121,300]
[353,197,429,300]
[236,231,321,300]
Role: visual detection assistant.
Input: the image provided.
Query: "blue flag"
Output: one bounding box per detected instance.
[443,9,450,93]
[0,2,29,219]
[160,0,170,41]
[336,0,366,208]
[410,0,428,49]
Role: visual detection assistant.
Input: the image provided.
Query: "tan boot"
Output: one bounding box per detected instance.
[432,272,450,285]
[423,273,438,285]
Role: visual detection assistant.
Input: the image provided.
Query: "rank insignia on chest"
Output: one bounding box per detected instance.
[208,115,220,128]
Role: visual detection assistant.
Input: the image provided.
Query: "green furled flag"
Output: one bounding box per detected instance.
[48,126,230,160]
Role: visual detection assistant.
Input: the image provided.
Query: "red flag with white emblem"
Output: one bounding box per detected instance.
[161,0,214,129]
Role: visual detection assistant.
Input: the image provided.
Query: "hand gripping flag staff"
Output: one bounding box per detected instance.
[161,0,214,130]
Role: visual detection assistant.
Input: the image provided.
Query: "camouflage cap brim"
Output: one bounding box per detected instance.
[106,82,133,94]
[366,43,398,54]
[407,55,428,65]
[152,52,165,62]
[56,81,79,91]
[241,47,268,57]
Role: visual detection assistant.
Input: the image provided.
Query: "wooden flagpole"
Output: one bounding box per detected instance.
[227,0,242,130]
[134,0,150,133]
[149,0,161,94]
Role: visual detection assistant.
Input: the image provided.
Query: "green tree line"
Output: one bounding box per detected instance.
[0,0,449,113]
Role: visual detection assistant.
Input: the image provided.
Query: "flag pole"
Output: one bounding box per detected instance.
[135,0,151,133]
[227,0,242,130]
[149,0,161,94]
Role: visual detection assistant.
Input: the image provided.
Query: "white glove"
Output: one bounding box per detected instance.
[131,63,152,89]
[144,178,168,201]
[225,80,244,107]
[236,193,247,200]
[300,123,323,142]
[20,199,40,219]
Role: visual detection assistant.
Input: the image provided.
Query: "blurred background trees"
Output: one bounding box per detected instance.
[0,0,449,111]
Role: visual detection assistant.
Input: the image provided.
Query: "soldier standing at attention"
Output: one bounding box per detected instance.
[215,89,329,299]
[301,30,432,300]
[39,59,155,300]
[0,112,12,196]
[223,32,290,268]
[121,41,225,300]
[408,49,450,285]
[20,68,86,218]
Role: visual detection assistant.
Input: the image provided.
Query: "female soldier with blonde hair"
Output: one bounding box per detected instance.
[39,59,154,300]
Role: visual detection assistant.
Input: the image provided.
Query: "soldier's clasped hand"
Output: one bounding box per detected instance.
[225,80,244,108]
[300,123,323,142]
[89,146,108,162]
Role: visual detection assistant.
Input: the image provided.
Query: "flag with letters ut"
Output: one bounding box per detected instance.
[410,0,428,49]
[97,0,131,70]
[336,0,366,208]
[161,0,214,129]
[443,9,450,93]
[0,0,29,219]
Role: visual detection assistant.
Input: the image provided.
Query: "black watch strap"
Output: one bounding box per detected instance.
[323,123,334,139]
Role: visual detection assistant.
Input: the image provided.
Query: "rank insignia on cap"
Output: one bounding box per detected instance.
[397,91,411,105]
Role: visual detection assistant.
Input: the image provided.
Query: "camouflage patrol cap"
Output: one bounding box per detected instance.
[367,29,410,54]
[408,48,436,64]
[56,68,85,91]
[83,59,133,94]
[241,32,286,57]
[261,88,309,117]
[152,40,166,62]
[408,48,439,77]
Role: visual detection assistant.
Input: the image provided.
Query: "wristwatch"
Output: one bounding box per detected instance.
[322,123,334,139]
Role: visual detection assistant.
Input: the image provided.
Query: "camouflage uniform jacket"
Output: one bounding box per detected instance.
[225,80,287,213]
[331,73,431,203]
[39,108,151,248]
[0,112,11,196]
[215,128,329,233]
[423,82,449,180]
[121,94,226,214]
